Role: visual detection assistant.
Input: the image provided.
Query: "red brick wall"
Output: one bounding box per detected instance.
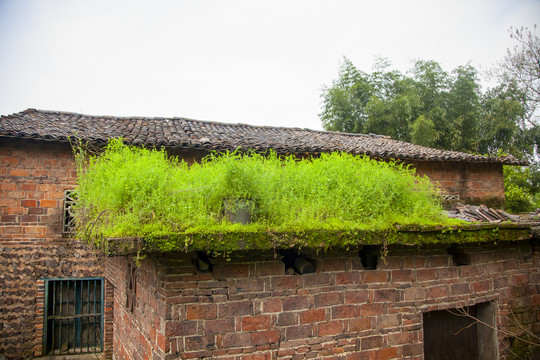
[410,160,506,207]
[0,138,113,359]
[107,241,539,360]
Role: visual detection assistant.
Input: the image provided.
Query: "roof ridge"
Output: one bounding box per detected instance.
[21,108,390,140]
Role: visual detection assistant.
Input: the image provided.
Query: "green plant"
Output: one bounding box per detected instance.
[74,139,462,251]
[504,165,534,213]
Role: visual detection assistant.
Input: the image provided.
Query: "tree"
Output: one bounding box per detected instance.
[319,58,485,152]
[410,115,438,147]
[497,26,540,128]
[477,83,531,157]
[319,58,373,133]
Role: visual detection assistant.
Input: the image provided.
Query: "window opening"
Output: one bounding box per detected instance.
[43,278,103,355]
[279,249,316,274]
[194,251,212,272]
[359,245,379,270]
[63,190,77,234]
[126,262,137,313]
[448,247,471,266]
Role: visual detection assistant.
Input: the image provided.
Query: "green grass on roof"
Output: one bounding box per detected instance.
[73,139,462,251]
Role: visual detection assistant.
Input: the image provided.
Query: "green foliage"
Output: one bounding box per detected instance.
[74,139,459,251]
[319,57,534,159]
[504,165,535,213]
[410,115,438,147]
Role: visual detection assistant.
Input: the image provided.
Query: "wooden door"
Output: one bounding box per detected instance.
[423,306,478,360]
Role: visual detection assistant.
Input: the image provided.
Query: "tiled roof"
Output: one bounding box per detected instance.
[0,109,528,165]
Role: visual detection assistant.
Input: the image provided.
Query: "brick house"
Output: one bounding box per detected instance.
[0,109,538,360]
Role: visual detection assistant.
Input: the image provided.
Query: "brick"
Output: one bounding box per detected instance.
[219,301,254,317]
[277,312,297,326]
[222,332,252,348]
[404,287,427,301]
[28,207,44,214]
[315,292,341,307]
[282,295,308,311]
[377,314,399,328]
[242,353,272,360]
[391,269,413,282]
[9,169,28,176]
[165,320,197,336]
[363,271,388,283]
[349,317,371,332]
[261,297,281,313]
[388,332,409,346]
[429,285,448,298]
[185,336,211,351]
[20,214,38,222]
[0,183,17,190]
[300,309,326,324]
[332,305,357,319]
[21,184,36,191]
[20,200,37,207]
[318,320,343,336]
[303,273,330,287]
[187,304,217,320]
[39,200,57,208]
[1,215,18,223]
[205,319,235,334]
[255,261,284,276]
[215,263,250,278]
[361,335,382,350]
[252,330,279,346]
[242,315,271,331]
[452,283,470,295]
[271,276,298,290]
[373,347,398,360]
[236,278,265,293]
[373,289,396,302]
[322,258,349,272]
[336,271,360,284]
[344,290,368,304]
[472,280,491,293]
[286,324,313,340]
[346,353,370,360]
[0,199,17,207]
[402,343,423,357]
[511,274,528,285]
[156,332,169,352]
[416,269,436,281]
[359,303,384,316]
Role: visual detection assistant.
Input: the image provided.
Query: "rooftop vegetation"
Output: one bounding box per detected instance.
[73,139,463,252]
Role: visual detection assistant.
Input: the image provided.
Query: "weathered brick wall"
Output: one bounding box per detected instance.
[0,138,112,359]
[107,241,539,360]
[410,160,506,207]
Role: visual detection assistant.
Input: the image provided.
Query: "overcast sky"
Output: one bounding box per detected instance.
[0,0,539,130]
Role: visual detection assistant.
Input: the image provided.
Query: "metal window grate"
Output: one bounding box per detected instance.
[63,190,77,234]
[43,278,103,355]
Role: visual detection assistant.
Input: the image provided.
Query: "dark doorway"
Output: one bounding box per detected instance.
[423,302,497,360]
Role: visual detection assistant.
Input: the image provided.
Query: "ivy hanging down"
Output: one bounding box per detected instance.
[73,139,461,252]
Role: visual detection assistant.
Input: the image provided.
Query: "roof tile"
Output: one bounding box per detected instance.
[0,109,528,165]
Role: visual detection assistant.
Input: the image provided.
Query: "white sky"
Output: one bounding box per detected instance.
[0,0,539,130]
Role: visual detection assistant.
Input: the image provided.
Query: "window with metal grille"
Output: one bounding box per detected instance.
[43,278,103,355]
[63,190,77,234]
